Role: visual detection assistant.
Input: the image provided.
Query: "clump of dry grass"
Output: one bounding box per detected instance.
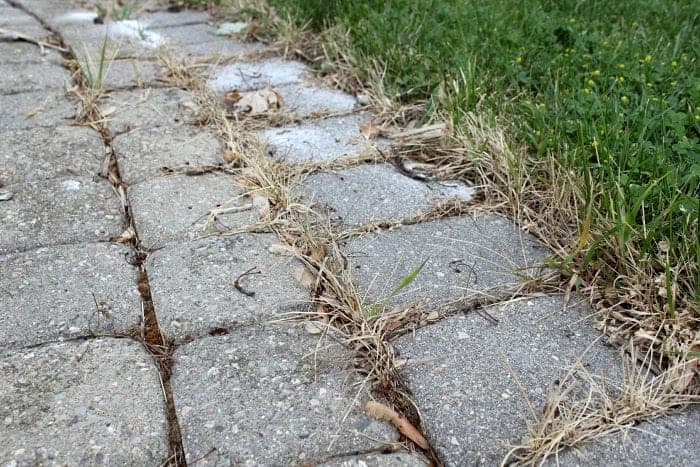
[504,346,699,465]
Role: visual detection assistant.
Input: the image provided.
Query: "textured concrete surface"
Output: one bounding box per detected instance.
[277,84,358,117]
[394,296,622,465]
[345,215,546,309]
[0,338,168,465]
[0,42,62,65]
[209,59,309,92]
[112,125,222,184]
[0,177,123,254]
[0,242,140,348]
[0,91,75,131]
[553,407,700,466]
[0,4,47,37]
[262,113,381,164]
[99,88,198,134]
[128,173,253,248]
[138,10,209,28]
[0,126,104,184]
[100,58,162,90]
[0,62,70,94]
[171,325,397,465]
[154,22,263,59]
[300,164,475,226]
[319,452,427,466]
[146,234,309,340]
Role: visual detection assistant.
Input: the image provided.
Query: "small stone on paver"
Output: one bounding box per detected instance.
[209,59,309,93]
[0,338,168,464]
[99,88,198,134]
[319,452,427,466]
[300,164,475,226]
[345,215,545,308]
[146,234,308,339]
[0,243,140,348]
[0,91,75,131]
[0,62,70,95]
[101,58,162,90]
[0,42,62,65]
[128,173,254,248]
[0,177,123,254]
[262,113,381,164]
[0,126,104,184]
[171,325,397,465]
[277,83,358,117]
[393,296,621,465]
[112,125,222,184]
[552,407,700,466]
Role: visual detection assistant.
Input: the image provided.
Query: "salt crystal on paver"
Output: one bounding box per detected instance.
[0,243,140,348]
[171,325,397,464]
[110,20,165,48]
[209,59,309,92]
[262,113,381,164]
[53,10,99,24]
[299,164,475,226]
[0,339,168,464]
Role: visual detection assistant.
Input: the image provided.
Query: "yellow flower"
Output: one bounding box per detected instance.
[671,60,678,68]
[591,140,598,148]
[694,115,700,121]
[587,79,595,86]
[621,96,630,105]
[618,76,625,83]
[602,41,609,48]
[584,88,592,94]
[618,63,625,69]
[592,69,601,76]
[516,56,523,64]
[644,54,652,63]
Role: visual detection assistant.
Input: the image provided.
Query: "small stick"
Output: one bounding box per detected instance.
[0,28,68,52]
[234,266,261,297]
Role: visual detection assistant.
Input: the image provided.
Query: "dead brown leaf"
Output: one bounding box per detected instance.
[364,400,429,450]
[360,121,382,139]
[225,88,284,115]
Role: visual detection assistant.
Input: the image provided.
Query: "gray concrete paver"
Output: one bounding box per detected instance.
[99,88,198,134]
[319,452,428,466]
[100,58,162,90]
[0,242,140,348]
[0,338,168,465]
[0,91,75,131]
[277,83,358,117]
[209,58,309,93]
[154,22,263,60]
[0,176,123,254]
[137,10,210,28]
[171,325,397,465]
[0,126,104,184]
[261,113,382,164]
[128,173,254,249]
[345,215,546,309]
[300,164,475,226]
[0,62,71,95]
[393,296,622,465]
[0,4,47,37]
[146,234,308,340]
[0,42,62,65]
[112,125,222,184]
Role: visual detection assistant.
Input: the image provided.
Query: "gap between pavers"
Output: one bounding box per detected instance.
[0,125,104,184]
[127,173,256,249]
[345,215,546,310]
[299,164,475,227]
[111,125,222,185]
[0,91,75,131]
[0,176,124,255]
[145,233,308,341]
[98,88,198,134]
[0,338,168,465]
[261,112,383,164]
[170,323,399,465]
[0,242,141,349]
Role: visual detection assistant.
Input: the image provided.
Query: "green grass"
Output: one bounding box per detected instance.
[272,0,699,321]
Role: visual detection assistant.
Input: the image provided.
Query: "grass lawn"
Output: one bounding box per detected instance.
[269,0,699,356]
